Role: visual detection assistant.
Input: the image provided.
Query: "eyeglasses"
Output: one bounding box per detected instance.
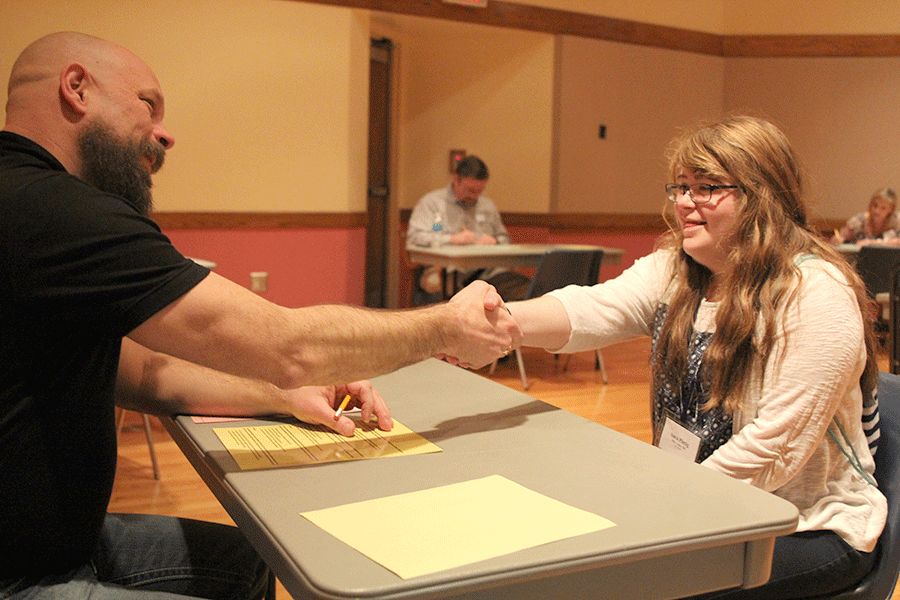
[665,183,741,204]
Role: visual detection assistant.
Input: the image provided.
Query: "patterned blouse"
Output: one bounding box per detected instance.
[650,304,733,462]
[839,211,900,242]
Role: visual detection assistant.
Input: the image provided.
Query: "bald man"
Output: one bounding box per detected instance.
[0,32,521,599]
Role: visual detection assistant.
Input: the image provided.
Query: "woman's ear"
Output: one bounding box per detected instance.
[59,63,89,116]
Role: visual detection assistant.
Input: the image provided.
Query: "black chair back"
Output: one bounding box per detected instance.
[892,268,900,375]
[856,246,900,298]
[817,372,900,599]
[524,249,604,299]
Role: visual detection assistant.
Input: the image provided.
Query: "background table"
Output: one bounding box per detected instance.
[407,243,623,272]
[164,359,797,600]
[407,243,625,299]
[836,243,859,264]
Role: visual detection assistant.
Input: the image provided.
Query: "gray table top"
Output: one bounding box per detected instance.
[167,359,798,600]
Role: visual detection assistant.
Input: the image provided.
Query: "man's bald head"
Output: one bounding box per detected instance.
[3,32,174,213]
[9,32,86,93]
[5,31,166,134]
[7,32,124,111]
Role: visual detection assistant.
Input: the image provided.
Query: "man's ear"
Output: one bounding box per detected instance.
[60,63,89,116]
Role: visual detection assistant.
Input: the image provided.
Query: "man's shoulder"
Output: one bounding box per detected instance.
[0,131,65,172]
[1,160,104,210]
[413,186,453,211]
[475,194,498,208]
[0,156,158,239]
[0,132,79,208]
[418,186,450,201]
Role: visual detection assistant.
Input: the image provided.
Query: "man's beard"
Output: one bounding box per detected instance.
[77,121,166,216]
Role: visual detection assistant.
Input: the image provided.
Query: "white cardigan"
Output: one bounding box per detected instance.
[548,249,887,552]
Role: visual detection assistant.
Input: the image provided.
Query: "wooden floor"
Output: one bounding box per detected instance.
[110,338,896,599]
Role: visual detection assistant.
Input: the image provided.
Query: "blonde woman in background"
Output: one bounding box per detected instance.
[832,187,900,245]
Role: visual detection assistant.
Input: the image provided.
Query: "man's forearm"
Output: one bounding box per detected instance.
[130,274,520,390]
[271,283,519,387]
[116,337,288,417]
[273,303,450,387]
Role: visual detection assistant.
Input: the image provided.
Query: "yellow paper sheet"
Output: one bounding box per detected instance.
[300,474,616,579]
[214,419,440,470]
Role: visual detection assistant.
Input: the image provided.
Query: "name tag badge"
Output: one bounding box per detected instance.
[656,409,702,462]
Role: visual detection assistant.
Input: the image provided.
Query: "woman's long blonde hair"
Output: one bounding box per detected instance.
[867,187,897,238]
[654,116,878,412]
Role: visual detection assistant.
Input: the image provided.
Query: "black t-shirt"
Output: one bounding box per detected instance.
[0,131,209,578]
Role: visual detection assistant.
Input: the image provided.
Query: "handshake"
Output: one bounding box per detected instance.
[433,280,524,369]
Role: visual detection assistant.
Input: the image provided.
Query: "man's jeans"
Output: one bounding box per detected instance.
[1,514,270,600]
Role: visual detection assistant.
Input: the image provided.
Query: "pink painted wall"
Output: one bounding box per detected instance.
[164,225,661,309]
[164,228,367,308]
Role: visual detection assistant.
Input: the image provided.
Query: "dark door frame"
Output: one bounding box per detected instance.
[365,38,394,308]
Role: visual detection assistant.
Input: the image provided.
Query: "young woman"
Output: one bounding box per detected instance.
[833,187,900,245]
[508,116,886,599]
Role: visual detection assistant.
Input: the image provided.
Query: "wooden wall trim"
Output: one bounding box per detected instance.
[723,34,900,57]
[298,0,721,54]
[501,212,668,232]
[423,210,669,232]
[295,0,900,57]
[155,211,842,238]
[154,210,666,231]
[149,210,668,232]
[152,212,367,230]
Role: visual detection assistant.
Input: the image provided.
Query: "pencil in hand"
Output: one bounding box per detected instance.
[333,394,351,420]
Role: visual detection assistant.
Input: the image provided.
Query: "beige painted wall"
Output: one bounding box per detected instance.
[554,36,724,214]
[0,0,369,213]
[553,38,900,220]
[372,14,555,212]
[3,0,899,220]
[724,56,900,220]
[723,0,900,35]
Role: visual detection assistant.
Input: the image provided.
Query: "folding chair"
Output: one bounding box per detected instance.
[491,248,606,389]
[803,372,900,599]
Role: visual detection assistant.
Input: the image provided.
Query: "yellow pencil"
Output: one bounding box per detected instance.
[334,394,352,419]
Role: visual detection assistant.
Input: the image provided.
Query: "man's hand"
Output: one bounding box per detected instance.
[436,281,522,369]
[450,229,477,245]
[284,380,393,437]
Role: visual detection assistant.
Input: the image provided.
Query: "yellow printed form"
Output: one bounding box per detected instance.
[214,419,440,470]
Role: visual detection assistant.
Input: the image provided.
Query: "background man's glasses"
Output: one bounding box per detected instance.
[665,183,740,204]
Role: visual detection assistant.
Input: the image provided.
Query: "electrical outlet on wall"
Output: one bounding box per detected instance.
[249,271,268,293]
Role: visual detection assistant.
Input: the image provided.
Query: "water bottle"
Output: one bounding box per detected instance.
[431,213,443,247]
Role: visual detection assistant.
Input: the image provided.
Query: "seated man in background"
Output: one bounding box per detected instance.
[407,155,531,303]
[0,31,520,600]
